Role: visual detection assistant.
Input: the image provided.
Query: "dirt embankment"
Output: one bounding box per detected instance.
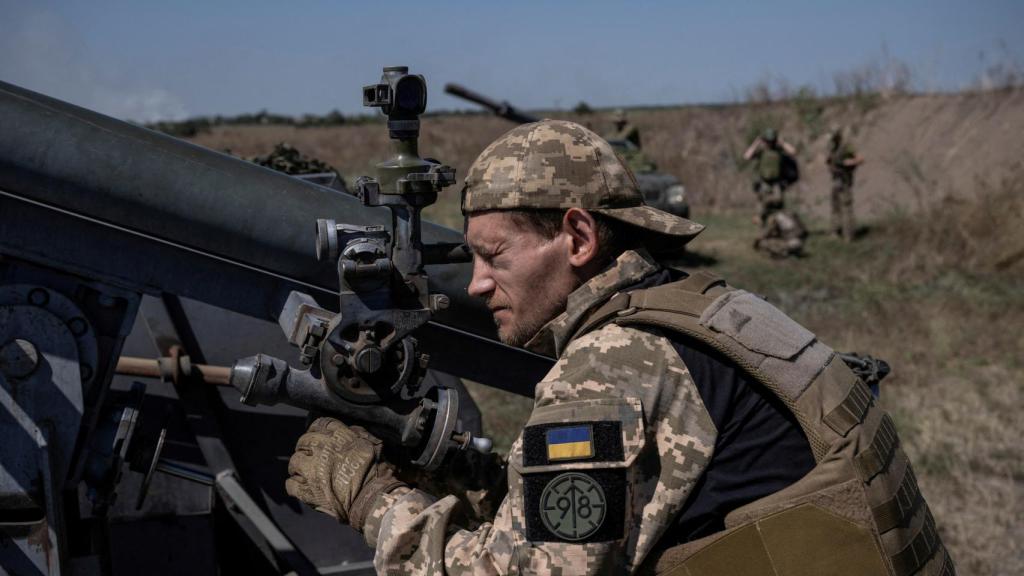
[613,88,1024,221]
[191,88,1024,226]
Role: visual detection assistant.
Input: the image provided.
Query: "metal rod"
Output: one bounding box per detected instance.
[115,356,232,386]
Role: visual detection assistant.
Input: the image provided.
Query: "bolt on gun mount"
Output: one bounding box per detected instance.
[230,66,489,471]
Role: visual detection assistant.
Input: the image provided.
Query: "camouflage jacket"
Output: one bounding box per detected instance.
[361,250,716,575]
[827,141,858,176]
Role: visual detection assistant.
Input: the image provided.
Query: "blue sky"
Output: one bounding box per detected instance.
[1,0,1020,121]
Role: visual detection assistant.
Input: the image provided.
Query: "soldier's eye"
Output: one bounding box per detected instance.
[475,249,498,265]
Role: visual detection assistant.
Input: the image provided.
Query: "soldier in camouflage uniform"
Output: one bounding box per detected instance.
[608,108,642,149]
[286,120,953,575]
[743,128,798,226]
[743,128,807,258]
[827,125,865,242]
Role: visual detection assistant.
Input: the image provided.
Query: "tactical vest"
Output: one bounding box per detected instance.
[829,143,857,177]
[573,271,954,576]
[758,148,783,182]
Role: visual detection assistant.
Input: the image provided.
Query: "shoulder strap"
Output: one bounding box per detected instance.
[574,270,831,462]
[574,270,728,340]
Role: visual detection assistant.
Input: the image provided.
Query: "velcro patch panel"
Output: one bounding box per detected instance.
[523,421,623,466]
[523,469,626,543]
[546,425,593,461]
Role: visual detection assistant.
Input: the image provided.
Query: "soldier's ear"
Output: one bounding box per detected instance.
[562,208,600,270]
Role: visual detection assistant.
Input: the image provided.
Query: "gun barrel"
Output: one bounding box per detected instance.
[0,80,552,392]
[444,83,502,110]
[444,83,539,125]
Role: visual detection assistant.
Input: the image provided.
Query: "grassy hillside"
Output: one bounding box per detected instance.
[186,89,1024,575]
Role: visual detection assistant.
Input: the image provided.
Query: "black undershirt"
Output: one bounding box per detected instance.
[664,338,816,544]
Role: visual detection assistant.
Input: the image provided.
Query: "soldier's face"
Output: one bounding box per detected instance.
[465,212,579,347]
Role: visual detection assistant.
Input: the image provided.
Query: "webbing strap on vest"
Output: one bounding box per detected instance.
[824,379,873,437]
[891,510,943,576]
[872,463,923,533]
[576,270,726,337]
[855,414,899,482]
[937,548,956,576]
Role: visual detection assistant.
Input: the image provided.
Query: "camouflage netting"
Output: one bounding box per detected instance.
[248,143,340,176]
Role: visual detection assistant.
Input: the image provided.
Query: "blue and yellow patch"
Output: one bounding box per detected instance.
[523,421,623,467]
[546,425,594,461]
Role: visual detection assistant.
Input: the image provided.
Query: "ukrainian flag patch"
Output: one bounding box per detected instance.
[546,425,594,461]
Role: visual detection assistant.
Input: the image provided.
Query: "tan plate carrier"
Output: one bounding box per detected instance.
[573,271,954,576]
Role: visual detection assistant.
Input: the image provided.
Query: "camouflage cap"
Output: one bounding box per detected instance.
[461,120,703,253]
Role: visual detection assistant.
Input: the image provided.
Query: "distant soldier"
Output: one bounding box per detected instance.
[742,128,799,225]
[608,108,641,149]
[826,125,865,242]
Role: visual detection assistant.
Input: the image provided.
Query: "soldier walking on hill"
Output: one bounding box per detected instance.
[743,128,798,225]
[743,128,805,257]
[827,125,865,242]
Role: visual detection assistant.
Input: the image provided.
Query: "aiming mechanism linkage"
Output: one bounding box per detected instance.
[229,67,490,471]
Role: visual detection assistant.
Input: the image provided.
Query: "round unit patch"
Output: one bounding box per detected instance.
[539,472,607,541]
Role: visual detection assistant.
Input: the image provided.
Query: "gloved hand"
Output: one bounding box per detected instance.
[396,450,508,529]
[285,417,405,531]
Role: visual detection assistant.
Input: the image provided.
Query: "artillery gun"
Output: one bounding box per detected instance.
[0,67,551,575]
[445,83,690,218]
[0,68,889,575]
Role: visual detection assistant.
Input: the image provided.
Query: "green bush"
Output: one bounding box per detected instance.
[573,101,594,115]
[791,85,825,137]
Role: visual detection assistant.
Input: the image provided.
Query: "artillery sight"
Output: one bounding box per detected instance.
[232,66,486,471]
[363,66,428,138]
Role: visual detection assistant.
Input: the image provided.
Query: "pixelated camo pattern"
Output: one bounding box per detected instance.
[363,252,718,574]
[461,120,704,242]
[462,119,640,212]
[525,249,660,358]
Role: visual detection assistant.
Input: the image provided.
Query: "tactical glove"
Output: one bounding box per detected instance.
[285,417,405,531]
[396,450,508,529]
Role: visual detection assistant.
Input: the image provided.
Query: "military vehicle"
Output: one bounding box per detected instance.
[444,83,690,218]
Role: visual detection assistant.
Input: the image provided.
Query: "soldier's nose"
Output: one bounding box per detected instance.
[468,266,496,298]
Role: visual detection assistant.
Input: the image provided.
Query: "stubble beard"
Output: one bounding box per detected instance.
[493,289,569,348]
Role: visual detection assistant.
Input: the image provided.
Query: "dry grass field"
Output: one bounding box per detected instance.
[188,89,1024,575]
[192,88,1024,228]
